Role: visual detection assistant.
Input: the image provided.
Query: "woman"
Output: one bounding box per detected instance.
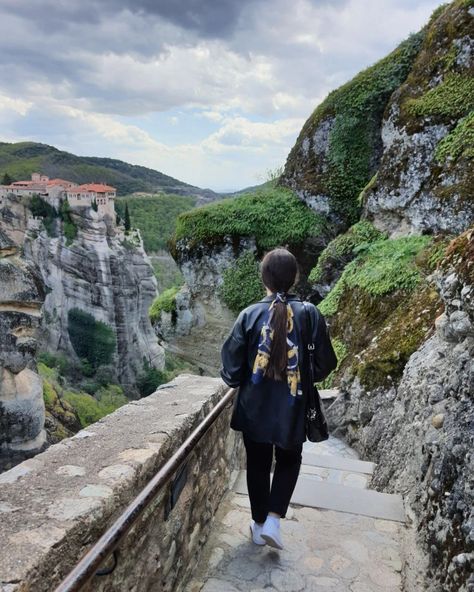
[220,248,337,549]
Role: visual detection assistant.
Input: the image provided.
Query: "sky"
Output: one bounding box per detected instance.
[0,0,443,192]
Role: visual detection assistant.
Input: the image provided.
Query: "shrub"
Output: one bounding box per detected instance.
[219,252,265,313]
[67,308,116,369]
[149,286,180,322]
[137,360,167,397]
[62,388,126,427]
[29,194,58,237]
[174,187,327,252]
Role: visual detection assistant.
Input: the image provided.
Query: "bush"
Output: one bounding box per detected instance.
[67,308,116,369]
[137,360,167,397]
[219,252,265,313]
[149,286,180,322]
[62,387,126,427]
[29,194,58,237]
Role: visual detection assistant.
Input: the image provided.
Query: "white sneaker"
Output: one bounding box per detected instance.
[261,516,284,549]
[249,520,266,545]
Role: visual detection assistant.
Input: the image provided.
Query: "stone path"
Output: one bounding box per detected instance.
[185,437,405,592]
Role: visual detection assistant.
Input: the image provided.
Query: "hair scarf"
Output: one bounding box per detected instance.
[251,292,303,400]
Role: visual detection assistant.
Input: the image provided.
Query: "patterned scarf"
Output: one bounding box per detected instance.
[251,292,303,399]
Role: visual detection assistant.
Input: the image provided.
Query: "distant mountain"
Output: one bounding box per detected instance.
[0,141,220,203]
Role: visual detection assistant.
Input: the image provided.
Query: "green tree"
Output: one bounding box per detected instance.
[91,197,98,212]
[124,202,131,232]
[1,173,13,185]
[67,308,117,370]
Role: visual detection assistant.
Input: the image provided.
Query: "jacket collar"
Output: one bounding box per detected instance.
[259,292,300,303]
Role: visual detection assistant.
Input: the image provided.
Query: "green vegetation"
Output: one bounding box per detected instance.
[0,141,207,196]
[283,31,424,225]
[149,286,180,322]
[435,112,474,162]
[116,194,195,252]
[59,198,77,244]
[316,338,347,389]
[62,385,127,427]
[137,353,198,397]
[309,221,384,283]
[319,235,432,317]
[174,187,327,253]
[29,194,58,236]
[405,73,474,119]
[124,202,131,232]
[67,308,116,369]
[219,252,265,313]
[1,172,13,185]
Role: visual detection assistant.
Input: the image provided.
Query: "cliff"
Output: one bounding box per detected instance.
[0,228,46,471]
[280,1,473,237]
[22,207,165,395]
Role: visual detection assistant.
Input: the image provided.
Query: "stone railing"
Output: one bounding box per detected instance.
[0,374,244,592]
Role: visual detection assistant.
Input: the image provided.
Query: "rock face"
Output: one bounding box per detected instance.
[155,238,254,373]
[22,208,164,395]
[327,228,474,592]
[0,228,46,471]
[363,2,474,236]
[280,26,425,230]
[281,1,473,238]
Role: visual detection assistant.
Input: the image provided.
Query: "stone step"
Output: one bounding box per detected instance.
[299,464,370,489]
[233,470,405,523]
[301,451,376,475]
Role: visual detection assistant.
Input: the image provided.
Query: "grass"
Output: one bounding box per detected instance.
[149,286,180,322]
[173,186,328,253]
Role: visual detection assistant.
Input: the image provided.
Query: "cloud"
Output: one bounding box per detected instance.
[0,0,445,189]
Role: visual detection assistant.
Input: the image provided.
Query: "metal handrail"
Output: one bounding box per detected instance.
[54,387,237,592]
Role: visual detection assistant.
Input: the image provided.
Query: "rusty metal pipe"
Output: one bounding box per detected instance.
[53,386,237,592]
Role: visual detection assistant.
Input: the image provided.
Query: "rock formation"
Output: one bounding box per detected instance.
[23,207,165,395]
[0,228,46,471]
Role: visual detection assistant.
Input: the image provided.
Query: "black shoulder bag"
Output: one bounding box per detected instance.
[301,302,329,442]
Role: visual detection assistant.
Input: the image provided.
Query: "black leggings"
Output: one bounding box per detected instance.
[243,433,303,523]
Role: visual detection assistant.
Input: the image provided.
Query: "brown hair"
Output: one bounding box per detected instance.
[261,248,298,381]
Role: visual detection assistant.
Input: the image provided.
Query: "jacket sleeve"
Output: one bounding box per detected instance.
[220,310,248,387]
[311,306,338,382]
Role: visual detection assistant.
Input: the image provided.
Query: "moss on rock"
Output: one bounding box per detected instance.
[149,286,180,322]
[173,187,329,255]
[319,235,446,389]
[281,30,425,226]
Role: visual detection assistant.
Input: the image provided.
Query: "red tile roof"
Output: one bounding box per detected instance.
[68,183,116,193]
[47,178,76,186]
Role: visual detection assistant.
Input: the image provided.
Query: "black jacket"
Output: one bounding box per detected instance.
[220,294,338,450]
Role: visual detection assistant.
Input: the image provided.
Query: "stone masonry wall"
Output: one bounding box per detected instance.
[0,374,244,592]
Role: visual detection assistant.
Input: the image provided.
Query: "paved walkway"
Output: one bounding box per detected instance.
[186,437,405,592]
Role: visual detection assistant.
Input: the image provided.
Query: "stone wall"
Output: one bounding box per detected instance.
[0,374,244,592]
